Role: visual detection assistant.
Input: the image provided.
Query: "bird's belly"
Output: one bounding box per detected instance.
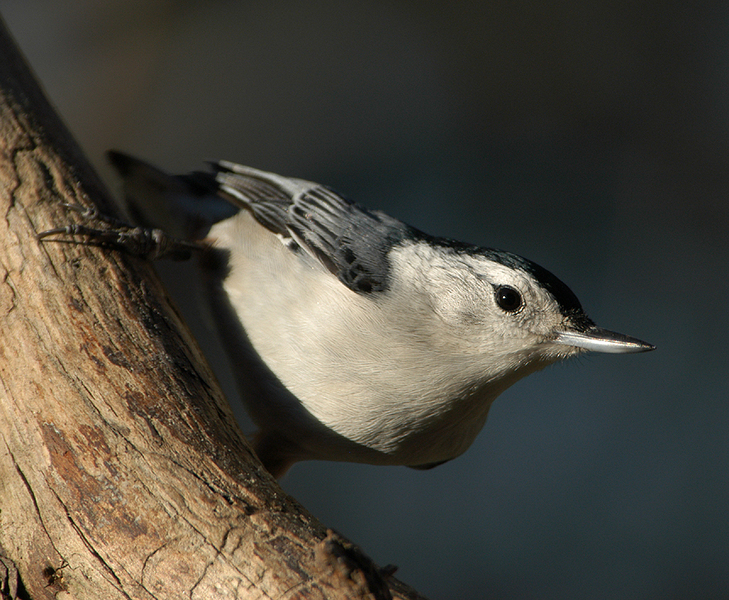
[206,213,500,466]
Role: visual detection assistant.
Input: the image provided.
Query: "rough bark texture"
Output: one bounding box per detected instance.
[0,15,427,600]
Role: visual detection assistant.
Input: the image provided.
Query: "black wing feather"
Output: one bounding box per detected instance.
[210,164,410,294]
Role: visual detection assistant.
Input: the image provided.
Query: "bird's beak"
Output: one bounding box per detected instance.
[555,326,655,354]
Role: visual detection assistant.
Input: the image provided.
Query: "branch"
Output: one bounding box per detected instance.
[0,13,426,600]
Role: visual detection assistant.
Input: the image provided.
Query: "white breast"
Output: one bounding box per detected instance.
[202,212,517,465]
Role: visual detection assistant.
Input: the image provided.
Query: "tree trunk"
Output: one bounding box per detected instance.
[0,14,426,600]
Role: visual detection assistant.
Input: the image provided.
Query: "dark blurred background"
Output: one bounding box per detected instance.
[4,1,727,598]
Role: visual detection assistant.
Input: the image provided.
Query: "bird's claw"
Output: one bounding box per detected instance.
[37,204,202,261]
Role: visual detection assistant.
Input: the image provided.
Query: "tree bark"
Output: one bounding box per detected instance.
[0,14,426,600]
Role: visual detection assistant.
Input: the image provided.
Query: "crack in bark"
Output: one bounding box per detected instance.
[139,542,166,600]
[9,449,49,539]
[275,579,312,600]
[165,454,258,515]
[4,145,25,219]
[0,269,17,316]
[187,557,213,600]
[6,446,71,597]
[48,487,135,600]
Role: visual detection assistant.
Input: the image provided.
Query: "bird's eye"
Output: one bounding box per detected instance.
[495,285,522,312]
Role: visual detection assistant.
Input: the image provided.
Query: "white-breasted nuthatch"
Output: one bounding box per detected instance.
[41,152,654,478]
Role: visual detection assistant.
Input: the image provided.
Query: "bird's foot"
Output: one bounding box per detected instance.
[37,203,202,261]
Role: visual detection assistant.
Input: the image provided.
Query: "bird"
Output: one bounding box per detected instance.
[40,152,655,478]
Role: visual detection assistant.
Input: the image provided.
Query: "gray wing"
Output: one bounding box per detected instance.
[207,162,411,294]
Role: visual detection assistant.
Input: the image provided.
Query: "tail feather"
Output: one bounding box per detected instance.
[107,151,237,240]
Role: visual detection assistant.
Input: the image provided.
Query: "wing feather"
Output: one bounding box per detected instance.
[209,162,410,294]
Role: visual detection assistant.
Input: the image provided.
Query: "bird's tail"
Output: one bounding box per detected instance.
[107,151,237,240]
